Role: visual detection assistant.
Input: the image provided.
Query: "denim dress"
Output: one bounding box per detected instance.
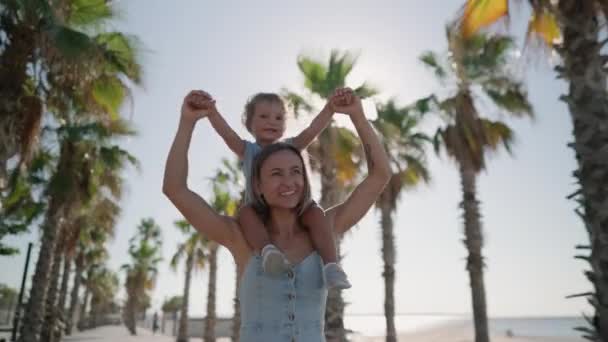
[238,252,328,342]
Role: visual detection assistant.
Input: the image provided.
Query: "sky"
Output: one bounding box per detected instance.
[0,0,590,319]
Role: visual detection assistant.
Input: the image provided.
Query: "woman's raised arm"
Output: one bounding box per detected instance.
[327,92,391,236]
[162,92,241,249]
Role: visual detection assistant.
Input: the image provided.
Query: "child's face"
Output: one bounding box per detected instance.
[250,100,286,143]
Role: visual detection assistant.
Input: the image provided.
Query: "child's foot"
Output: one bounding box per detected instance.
[324,263,352,290]
[261,244,289,276]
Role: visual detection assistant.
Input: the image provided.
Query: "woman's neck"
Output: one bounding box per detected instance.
[267,208,299,240]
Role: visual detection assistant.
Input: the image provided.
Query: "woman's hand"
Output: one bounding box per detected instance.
[181,90,217,122]
[330,87,362,116]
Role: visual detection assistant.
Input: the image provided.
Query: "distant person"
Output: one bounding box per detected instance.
[152,312,159,335]
[186,88,353,289]
[163,89,390,341]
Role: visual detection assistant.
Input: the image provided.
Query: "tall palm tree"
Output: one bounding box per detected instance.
[122,218,163,336]
[65,195,120,335]
[88,266,119,328]
[77,245,109,330]
[283,50,377,341]
[14,2,142,340]
[371,100,431,342]
[419,31,533,342]
[170,220,209,342]
[161,296,183,335]
[203,243,218,342]
[0,0,142,186]
[457,1,608,338]
[24,119,135,342]
[203,165,239,342]
[43,139,127,340]
[19,119,134,342]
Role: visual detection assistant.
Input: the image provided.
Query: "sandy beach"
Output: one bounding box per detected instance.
[349,320,583,342]
[56,321,584,342]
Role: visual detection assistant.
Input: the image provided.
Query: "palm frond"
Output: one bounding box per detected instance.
[481,118,515,154]
[279,89,313,119]
[420,52,447,80]
[353,82,379,99]
[68,0,113,28]
[458,0,509,38]
[297,56,327,94]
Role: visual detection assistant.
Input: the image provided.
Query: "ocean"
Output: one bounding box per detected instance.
[343,314,587,338]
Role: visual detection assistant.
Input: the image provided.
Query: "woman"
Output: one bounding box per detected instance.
[163,88,391,341]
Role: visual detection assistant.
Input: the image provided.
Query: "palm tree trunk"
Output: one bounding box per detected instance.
[17,198,63,342]
[40,224,67,342]
[557,1,608,338]
[204,245,218,342]
[177,254,193,342]
[58,252,72,316]
[40,232,65,342]
[319,128,348,342]
[79,285,90,329]
[90,296,99,328]
[66,253,83,335]
[124,290,137,335]
[231,267,241,342]
[380,203,397,342]
[459,163,489,342]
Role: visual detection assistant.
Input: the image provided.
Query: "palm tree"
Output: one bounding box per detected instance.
[202,165,240,342]
[122,218,163,335]
[65,195,120,335]
[88,267,119,328]
[418,30,533,342]
[283,50,377,341]
[371,100,431,342]
[77,247,109,330]
[162,296,183,335]
[43,142,126,340]
[457,1,608,338]
[203,243,218,342]
[21,119,136,342]
[19,120,133,342]
[170,220,209,342]
[0,0,142,187]
[13,3,142,340]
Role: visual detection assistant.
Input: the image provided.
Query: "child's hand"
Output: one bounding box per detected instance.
[181,90,216,122]
[330,87,362,115]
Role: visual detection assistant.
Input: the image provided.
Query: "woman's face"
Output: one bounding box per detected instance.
[256,149,305,210]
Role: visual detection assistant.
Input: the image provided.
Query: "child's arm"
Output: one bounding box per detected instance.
[208,109,246,159]
[290,103,334,151]
[190,90,246,159]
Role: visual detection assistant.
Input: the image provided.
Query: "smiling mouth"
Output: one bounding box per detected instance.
[280,190,295,196]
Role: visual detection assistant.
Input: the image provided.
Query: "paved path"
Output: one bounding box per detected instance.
[63,326,230,342]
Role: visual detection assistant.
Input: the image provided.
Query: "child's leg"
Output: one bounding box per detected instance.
[301,203,351,290]
[238,205,288,276]
[301,204,337,264]
[237,205,271,253]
